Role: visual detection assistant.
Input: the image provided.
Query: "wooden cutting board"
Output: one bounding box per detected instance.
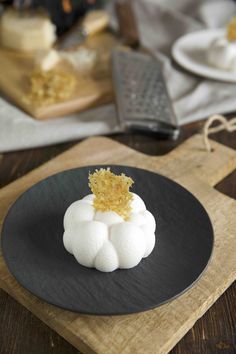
[0,134,236,354]
[0,32,116,120]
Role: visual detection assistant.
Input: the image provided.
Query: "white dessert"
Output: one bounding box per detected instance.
[207,37,236,71]
[63,193,156,272]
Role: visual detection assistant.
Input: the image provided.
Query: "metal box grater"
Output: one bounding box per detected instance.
[112,48,180,139]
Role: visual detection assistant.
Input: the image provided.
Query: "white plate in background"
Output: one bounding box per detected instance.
[172,28,236,83]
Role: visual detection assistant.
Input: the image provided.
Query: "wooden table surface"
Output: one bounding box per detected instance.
[0,121,235,354]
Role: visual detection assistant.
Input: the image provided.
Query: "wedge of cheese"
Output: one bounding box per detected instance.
[0,8,56,52]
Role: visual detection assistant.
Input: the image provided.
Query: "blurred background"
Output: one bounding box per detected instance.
[0,0,236,152]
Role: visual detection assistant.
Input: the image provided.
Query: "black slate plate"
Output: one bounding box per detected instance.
[1,165,214,315]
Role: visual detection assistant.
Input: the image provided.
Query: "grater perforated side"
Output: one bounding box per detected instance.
[112,48,179,137]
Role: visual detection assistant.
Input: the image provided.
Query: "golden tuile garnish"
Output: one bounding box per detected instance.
[22,69,76,106]
[227,17,236,41]
[88,168,134,220]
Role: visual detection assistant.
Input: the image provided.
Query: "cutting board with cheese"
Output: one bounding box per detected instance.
[0,9,117,120]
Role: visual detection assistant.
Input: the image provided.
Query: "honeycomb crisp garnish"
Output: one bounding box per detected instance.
[89,168,134,220]
[227,17,236,41]
[22,69,76,106]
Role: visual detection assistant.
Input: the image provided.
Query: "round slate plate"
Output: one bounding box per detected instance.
[1,166,214,315]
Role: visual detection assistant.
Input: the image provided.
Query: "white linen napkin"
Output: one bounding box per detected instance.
[133,0,236,124]
[0,99,120,152]
[0,0,236,152]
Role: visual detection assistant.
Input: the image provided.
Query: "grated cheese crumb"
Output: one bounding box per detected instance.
[22,69,76,106]
[88,168,134,220]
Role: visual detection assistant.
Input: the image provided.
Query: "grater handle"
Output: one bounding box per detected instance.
[127,121,180,140]
[115,0,140,47]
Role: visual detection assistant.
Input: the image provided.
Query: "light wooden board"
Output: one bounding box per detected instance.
[0,134,236,354]
[0,32,116,120]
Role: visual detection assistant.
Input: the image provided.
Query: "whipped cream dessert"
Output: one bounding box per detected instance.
[207,17,236,72]
[207,37,236,71]
[63,169,156,272]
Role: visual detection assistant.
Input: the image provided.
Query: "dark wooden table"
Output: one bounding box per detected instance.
[0,121,235,354]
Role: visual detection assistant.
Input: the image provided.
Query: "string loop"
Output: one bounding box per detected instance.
[203,114,236,152]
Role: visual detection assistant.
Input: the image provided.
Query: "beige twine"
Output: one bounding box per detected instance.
[203,114,236,152]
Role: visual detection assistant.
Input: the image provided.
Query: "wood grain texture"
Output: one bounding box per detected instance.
[0,134,236,354]
[0,125,235,354]
[0,32,116,120]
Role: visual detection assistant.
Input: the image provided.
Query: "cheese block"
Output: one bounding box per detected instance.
[0,8,56,52]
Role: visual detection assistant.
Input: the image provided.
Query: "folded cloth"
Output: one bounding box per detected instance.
[132,0,236,124]
[1,0,236,152]
[0,99,120,152]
